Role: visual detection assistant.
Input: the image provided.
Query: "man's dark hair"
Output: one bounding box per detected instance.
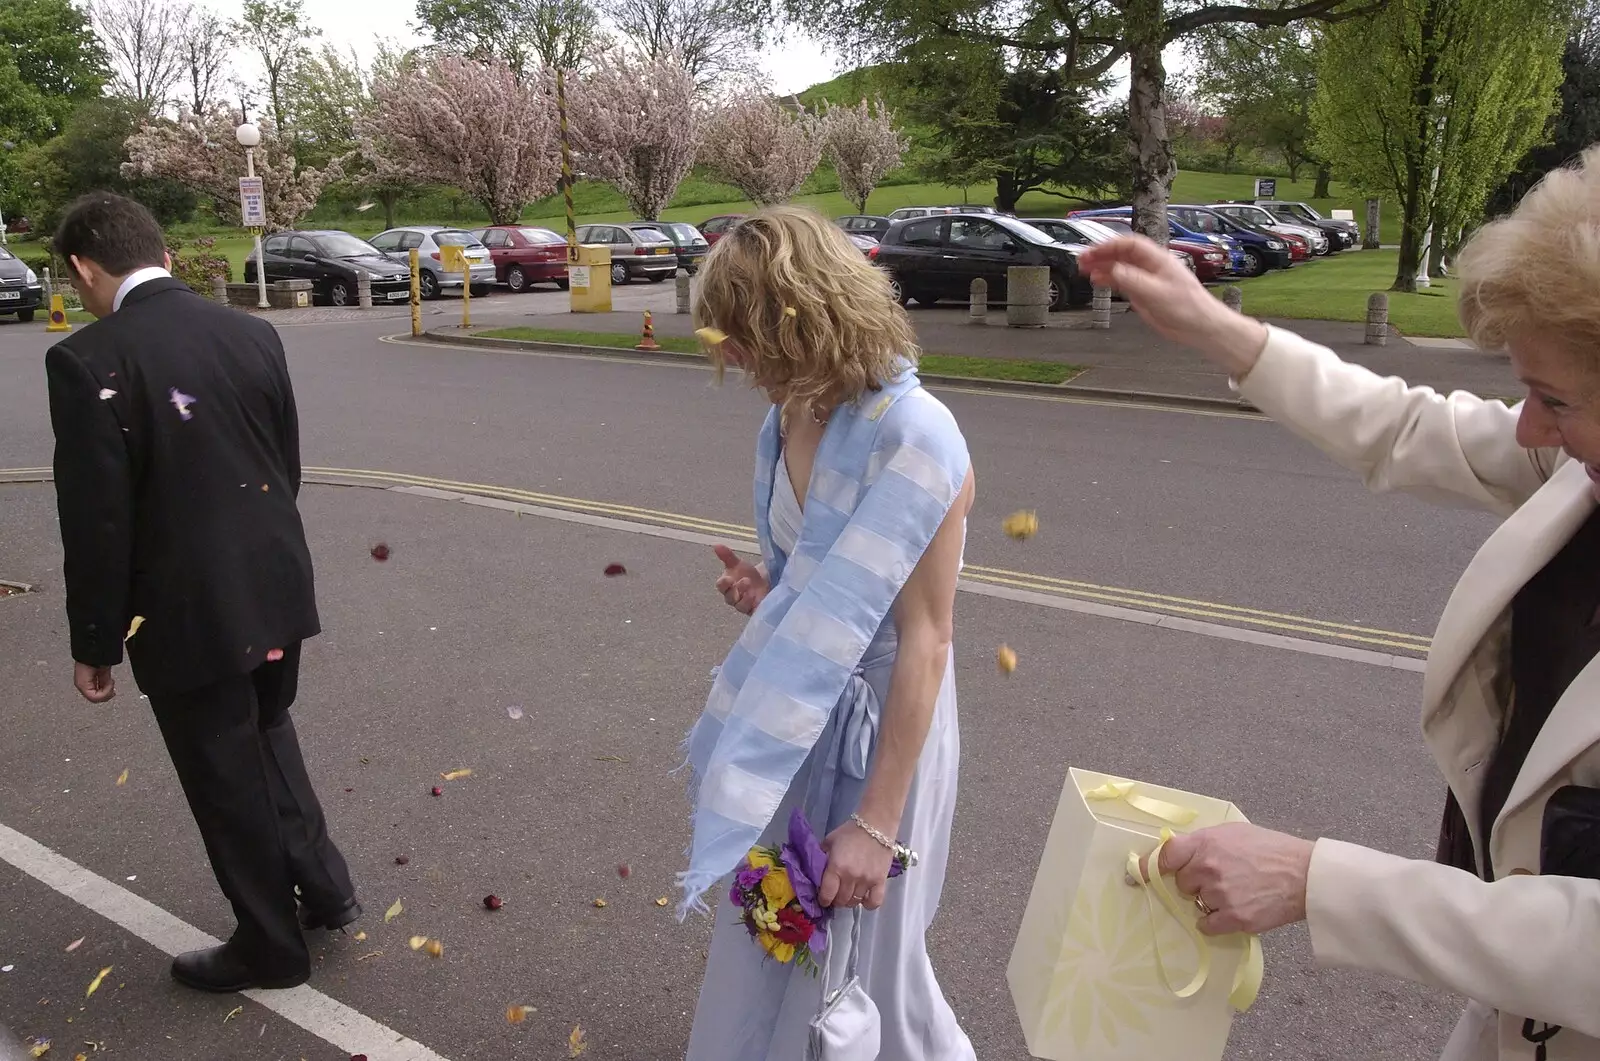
[54,192,167,278]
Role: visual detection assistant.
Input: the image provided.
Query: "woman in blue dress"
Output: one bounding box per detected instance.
[677,206,977,1061]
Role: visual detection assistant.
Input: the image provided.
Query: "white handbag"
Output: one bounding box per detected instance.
[806,909,881,1061]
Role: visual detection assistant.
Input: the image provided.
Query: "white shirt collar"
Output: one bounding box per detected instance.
[113,267,173,313]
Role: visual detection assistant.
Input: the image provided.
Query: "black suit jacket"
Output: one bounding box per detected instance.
[45,277,319,695]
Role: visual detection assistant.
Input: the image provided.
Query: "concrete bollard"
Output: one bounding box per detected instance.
[1365,292,1389,345]
[1006,266,1050,328]
[675,268,691,314]
[1222,286,1243,314]
[42,267,52,303]
[1364,198,1381,250]
[357,270,373,308]
[211,273,228,304]
[968,278,987,323]
[1091,286,1112,329]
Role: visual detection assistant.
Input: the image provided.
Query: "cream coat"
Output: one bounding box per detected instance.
[1236,327,1600,1061]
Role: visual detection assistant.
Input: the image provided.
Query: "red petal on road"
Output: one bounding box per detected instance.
[371,543,391,562]
[604,563,626,577]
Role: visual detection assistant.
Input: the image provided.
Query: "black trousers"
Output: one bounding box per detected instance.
[148,642,352,975]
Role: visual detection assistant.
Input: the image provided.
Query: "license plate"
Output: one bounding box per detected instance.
[387,290,409,301]
[655,248,672,255]
[0,290,18,301]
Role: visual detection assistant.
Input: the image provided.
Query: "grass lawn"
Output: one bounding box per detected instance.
[474,326,1083,384]
[1229,248,1465,338]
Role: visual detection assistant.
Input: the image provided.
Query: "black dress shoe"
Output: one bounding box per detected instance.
[298,897,362,932]
[171,946,308,993]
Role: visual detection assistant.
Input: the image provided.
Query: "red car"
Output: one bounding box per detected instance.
[699,214,745,245]
[471,225,570,292]
[1169,237,1230,282]
[1281,232,1311,261]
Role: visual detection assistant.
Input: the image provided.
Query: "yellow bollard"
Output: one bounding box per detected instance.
[46,294,71,333]
[636,310,660,351]
[409,249,421,337]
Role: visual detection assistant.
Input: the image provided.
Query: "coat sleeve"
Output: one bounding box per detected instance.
[264,324,302,496]
[1307,838,1600,1037]
[1235,327,1555,518]
[45,343,133,667]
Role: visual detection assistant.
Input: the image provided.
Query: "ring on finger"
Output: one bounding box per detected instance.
[1194,895,1214,917]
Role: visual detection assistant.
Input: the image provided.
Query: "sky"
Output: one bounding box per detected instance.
[187,0,842,96]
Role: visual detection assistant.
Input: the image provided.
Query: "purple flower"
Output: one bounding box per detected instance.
[888,860,904,879]
[735,863,768,894]
[781,809,832,950]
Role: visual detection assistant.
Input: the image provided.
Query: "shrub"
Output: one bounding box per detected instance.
[167,236,231,291]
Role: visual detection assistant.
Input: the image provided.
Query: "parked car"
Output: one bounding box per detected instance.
[698,214,745,245]
[1071,207,1261,275]
[1248,200,1360,250]
[842,231,879,254]
[369,226,496,300]
[871,213,1089,310]
[0,245,44,322]
[836,215,893,241]
[886,206,964,222]
[1209,202,1328,256]
[244,230,414,306]
[472,225,570,292]
[1167,205,1299,274]
[625,220,709,273]
[574,223,678,284]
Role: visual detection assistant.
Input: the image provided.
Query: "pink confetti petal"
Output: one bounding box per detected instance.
[168,388,197,420]
[266,648,284,662]
[507,706,524,720]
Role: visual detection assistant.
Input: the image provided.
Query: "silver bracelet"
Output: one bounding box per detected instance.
[850,814,920,874]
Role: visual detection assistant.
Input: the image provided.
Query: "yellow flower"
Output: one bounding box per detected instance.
[746,848,776,871]
[761,867,795,908]
[759,931,797,964]
[752,902,781,932]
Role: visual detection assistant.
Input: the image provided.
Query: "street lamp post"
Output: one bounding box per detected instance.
[235,120,269,309]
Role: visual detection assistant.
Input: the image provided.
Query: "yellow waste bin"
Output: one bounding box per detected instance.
[568,244,612,313]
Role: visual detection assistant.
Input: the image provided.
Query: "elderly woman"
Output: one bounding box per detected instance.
[1081,152,1600,1061]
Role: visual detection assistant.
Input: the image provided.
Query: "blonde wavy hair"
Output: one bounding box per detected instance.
[1459,144,1600,360]
[693,205,919,409]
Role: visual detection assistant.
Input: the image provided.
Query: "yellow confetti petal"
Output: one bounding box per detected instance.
[222,1005,242,1023]
[439,768,472,781]
[782,306,797,318]
[694,327,727,346]
[123,616,144,642]
[75,1054,88,1061]
[353,931,367,942]
[506,1004,533,1024]
[655,897,669,907]
[424,939,443,958]
[1002,510,1039,541]
[85,967,111,998]
[408,936,428,950]
[29,1040,49,1058]
[996,644,1018,675]
[568,1025,588,1058]
[115,769,128,787]
[384,899,403,923]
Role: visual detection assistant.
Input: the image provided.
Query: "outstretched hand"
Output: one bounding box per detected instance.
[1078,236,1271,377]
[712,544,768,616]
[1134,822,1314,937]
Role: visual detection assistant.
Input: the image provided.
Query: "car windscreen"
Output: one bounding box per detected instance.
[0,247,12,260]
[519,228,564,244]
[631,228,670,243]
[1091,217,1134,234]
[434,229,485,248]
[1066,220,1116,243]
[999,218,1059,246]
[1281,203,1321,221]
[1178,211,1227,234]
[317,232,385,258]
[663,223,702,242]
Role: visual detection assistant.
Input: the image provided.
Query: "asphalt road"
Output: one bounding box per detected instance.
[0,307,1503,1060]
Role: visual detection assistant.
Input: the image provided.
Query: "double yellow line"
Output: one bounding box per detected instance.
[304,466,1433,656]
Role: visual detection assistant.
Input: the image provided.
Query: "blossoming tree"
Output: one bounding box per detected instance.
[822,98,908,215]
[568,54,702,220]
[121,105,343,228]
[367,55,560,224]
[698,93,825,206]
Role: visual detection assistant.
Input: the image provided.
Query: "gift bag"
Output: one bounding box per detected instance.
[1008,769,1264,1061]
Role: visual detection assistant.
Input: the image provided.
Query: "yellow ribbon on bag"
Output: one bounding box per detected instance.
[1085,780,1201,827]
[1126,828,1264,1013]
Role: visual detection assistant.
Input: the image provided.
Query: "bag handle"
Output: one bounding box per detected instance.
[1086,781,1200,827]
[1127,828,1265,1012]
[820,907,864,1003]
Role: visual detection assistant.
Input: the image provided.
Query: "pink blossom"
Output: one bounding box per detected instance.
[568,53,703,221]
[699,93,825,206]
[821,98,908,215]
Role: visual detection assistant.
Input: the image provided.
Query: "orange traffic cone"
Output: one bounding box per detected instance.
[636,310,661,351]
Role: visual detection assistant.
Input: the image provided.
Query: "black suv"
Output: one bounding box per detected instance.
[0,245,44,322]
[244,230,414,307]
[871,214,1089,310]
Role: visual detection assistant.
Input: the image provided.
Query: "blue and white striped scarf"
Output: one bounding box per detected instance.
[677,366,970,915]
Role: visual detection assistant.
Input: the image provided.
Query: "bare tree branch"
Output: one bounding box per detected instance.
[94,0,190,109]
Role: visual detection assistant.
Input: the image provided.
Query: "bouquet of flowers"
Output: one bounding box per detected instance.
[730,808,835,973]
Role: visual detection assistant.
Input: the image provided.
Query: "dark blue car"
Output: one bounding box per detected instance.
[1071,206,1292,277]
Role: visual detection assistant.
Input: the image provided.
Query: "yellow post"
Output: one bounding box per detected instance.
[440,244,470,329]
[408,249,421,337]
[46,294,71,333]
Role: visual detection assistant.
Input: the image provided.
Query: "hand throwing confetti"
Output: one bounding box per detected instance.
[168,388,197,421]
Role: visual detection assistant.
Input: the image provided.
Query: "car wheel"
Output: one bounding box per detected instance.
[1316,243,1334,257]
[611,263,629,285]
[506,265,528,292]
[1047,276,1070,312]
[555,277,570,291]
[470,284,490,297]
[420,270,440,300]
[910,292,940,306]
[1243,249,1267,277]
[329,280,351,307]
[888,276,908,305]
[17,308,35,322]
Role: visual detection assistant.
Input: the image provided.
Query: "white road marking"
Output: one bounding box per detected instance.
[0,822,453,1061]
[387,483,1427,673]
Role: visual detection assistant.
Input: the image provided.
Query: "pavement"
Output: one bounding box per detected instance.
[0,305,1505,1060]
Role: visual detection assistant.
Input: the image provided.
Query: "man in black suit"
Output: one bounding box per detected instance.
[44,193,359,992]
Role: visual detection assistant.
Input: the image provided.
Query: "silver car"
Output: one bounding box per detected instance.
[574,223,678,284]
[368,225,497,299]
